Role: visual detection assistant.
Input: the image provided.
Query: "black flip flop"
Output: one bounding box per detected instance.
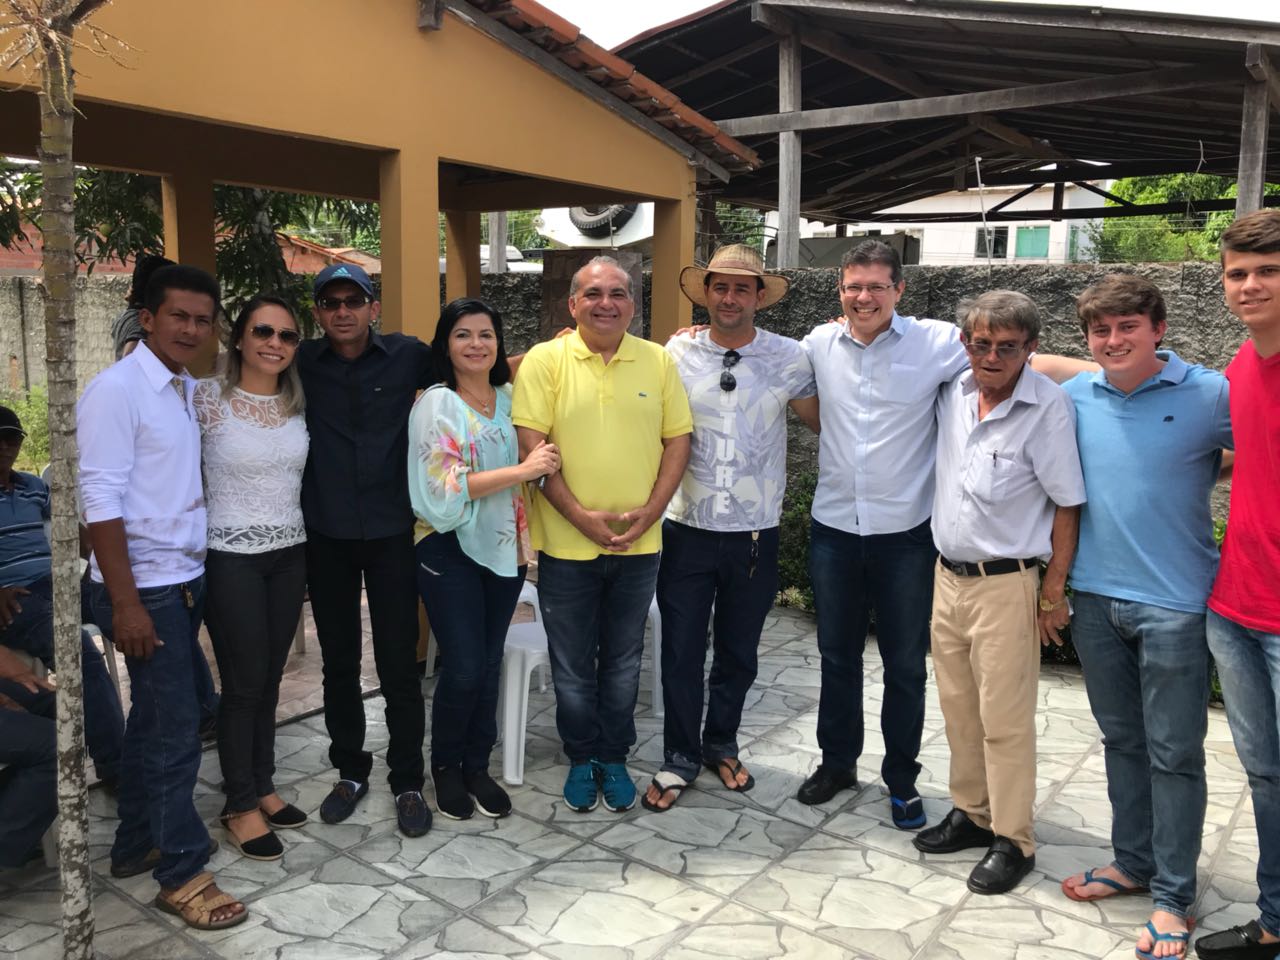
[640,772,689,812]
[706,757,755,793]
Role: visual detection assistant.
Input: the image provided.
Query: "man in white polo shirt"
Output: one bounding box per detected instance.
[79,265,245,930]
[797,240,968,829]
[912,290,1084,896]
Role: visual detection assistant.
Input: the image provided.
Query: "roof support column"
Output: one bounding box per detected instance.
[160,169,216,373]
[1236,71,1270,216]
[651,176,697,342]
[486,212,508,273]
[776,28,802,268]
[380,150,440,339]
[443,209,483,302]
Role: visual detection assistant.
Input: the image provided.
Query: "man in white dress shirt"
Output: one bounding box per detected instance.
[911,290,1084,896]
[797,240,968,830]
[79,265,246,929]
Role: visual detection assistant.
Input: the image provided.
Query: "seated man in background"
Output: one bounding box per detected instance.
[0,642,56,869]
[0,404,123,789]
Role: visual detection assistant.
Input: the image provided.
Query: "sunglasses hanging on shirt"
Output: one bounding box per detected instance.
[720,349,742,392]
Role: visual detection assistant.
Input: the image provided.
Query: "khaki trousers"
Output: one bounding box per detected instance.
[931,559,1040,856]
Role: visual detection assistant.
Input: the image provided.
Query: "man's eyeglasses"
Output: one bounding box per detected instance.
[963,339,1028,359]
[840,283,895,296]
[720,350,741,392]
[316,294,371,311]
[248,323,301,346]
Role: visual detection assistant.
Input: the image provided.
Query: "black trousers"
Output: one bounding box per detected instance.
[204,544,307,812]
[306,529,425,795]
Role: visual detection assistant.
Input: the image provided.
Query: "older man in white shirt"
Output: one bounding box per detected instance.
[797,240,968,829]
[911,289,1084,897]
[79,265,246,931]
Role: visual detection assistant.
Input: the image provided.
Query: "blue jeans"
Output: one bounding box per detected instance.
[90,578,213,890]
[416,533,526,772]
[1071,593,1210,917]
[656,521,778,781]
[809,517,936,798]
[1207,609,1280,937]
[3,575,124,781]
[0,701,56,867]
[537,551,660,764]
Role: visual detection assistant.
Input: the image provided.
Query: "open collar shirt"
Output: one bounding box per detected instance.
[801,311,968,535]
[77,341,205,587]
[933,366,1085,563]
[298,330,434,541]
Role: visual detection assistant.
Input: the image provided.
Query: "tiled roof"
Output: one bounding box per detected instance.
[463,0,759,173]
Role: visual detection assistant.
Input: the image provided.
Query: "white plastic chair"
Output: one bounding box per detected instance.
[497,620,550,786]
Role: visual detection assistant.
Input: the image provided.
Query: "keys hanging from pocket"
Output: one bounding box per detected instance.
[180,583,194,609]
[748,531,760,579]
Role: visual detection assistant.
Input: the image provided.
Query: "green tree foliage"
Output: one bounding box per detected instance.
[0,385,49,473]
[0,161,380,332]
[1085,174,1280,263]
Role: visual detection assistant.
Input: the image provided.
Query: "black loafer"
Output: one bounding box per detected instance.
[263,803,308,830]
[796,765,859,805]
[319,780,368,824]
[967,837,1035,894]
[1194,921,1280,960]
[395,790,433,837]
[913,807,995,854]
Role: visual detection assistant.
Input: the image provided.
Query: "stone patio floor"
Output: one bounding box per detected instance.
[0,606,1260,960]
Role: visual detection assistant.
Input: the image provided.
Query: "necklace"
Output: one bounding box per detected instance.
[457,383,494,416]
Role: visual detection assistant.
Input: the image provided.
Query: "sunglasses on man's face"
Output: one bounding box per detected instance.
[316,294,371,312]
[248,323,301,346]
[720,349,742,392]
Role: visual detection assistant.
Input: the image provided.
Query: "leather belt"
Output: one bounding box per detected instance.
[939,556,1039,577]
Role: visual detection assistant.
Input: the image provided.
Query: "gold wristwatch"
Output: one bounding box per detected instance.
[1039,595,1067,612]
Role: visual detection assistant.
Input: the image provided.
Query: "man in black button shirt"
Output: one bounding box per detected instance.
[298,264,432,837]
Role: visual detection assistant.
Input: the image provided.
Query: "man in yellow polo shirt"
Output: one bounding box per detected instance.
[513,256,692,814]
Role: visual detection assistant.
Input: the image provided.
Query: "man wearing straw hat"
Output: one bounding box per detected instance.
[641,244,818,812]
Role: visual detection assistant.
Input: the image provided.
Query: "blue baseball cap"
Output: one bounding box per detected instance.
[314,263,376,299]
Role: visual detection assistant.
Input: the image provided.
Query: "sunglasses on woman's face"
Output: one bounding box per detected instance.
[248,323,301,346]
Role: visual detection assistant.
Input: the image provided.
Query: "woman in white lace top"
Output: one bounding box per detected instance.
[195,294,309,862]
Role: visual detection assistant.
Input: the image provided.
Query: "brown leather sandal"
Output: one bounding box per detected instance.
[154,871,247,931]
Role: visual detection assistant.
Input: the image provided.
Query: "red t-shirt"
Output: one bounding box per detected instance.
[1209,340,1280,633]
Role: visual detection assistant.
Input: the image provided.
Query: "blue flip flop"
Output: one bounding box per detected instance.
[1061,867,1149,902]
[1135,920,1190,960]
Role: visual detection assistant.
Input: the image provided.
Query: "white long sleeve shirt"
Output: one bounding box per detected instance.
[77,342,206,587]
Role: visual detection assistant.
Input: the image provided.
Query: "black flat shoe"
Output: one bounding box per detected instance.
[1194,921,1280,960]
[262,803,307,830]
[796,765,858,805]
[967,837,1035,894]
[913,807,995,854]
[220,812,283,862]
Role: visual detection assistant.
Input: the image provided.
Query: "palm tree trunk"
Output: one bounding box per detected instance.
[38,17,95,960]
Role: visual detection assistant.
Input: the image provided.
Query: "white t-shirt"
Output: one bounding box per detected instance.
[665,328,815,531]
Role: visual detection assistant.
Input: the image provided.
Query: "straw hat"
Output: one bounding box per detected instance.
[679,243,790,310]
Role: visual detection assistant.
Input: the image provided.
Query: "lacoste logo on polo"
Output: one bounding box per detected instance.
[1164,415,1174,422]
[638,392,648,397]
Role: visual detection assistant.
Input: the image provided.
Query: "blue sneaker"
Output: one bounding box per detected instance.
[596,760,636,812]
[891,795,927,830]
[563,762,599,812]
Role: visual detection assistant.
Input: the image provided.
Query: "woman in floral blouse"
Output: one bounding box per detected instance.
[408,297,559,820]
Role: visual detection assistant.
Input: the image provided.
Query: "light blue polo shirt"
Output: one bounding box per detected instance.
[1064,351,1232,613]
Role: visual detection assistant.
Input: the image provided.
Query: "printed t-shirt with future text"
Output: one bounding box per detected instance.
[512,329,692,561]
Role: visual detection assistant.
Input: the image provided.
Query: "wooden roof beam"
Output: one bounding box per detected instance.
[717,63,1242,137]
[758,0,1280,47]
[804,124,978,207]
[1245,44,1280,113]
[664,35,779,89]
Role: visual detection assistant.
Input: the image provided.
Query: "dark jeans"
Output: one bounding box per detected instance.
[1207,609,1280,937]
[0,686,56,867]
[90,577,212,889]
[204,545,307,813]
[3,574,123,781]
[809,517,936,799]
[306,529,425,795]
[415,533,526,772]
[1071,593,1209,917]
[538,551,661,764]
[81,576,219,730]
[656,521,779,781]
